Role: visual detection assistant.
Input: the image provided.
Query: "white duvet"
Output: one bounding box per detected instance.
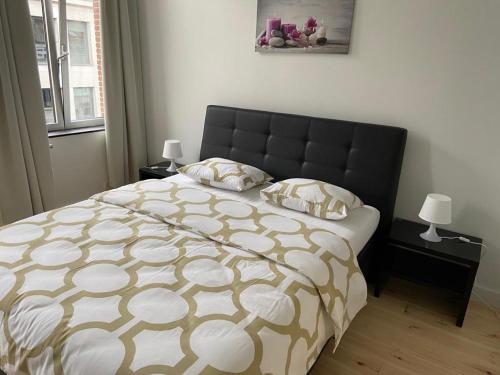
[0,179,369,374]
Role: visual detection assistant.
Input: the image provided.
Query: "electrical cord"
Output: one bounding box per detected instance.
[440,236,486,248]
[440,236,488,259]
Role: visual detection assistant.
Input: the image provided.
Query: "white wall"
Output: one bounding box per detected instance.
[49,131,107,207]
[139,0,500,305]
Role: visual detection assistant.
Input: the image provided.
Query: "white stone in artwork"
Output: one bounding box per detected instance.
[269,37,285,47]
[271,30,283,38]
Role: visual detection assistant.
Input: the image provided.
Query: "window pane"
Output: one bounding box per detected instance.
[74,87,95,120]
[28,0,57,125]
[41,88,55,123]
[31,16,47,63]
[68,21,90,65]
[67,0,103,122]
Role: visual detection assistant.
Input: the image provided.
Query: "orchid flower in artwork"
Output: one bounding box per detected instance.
[304,16,317,35]
[288,29,308,47]
[305,16,318,29]
[287,29,303,41]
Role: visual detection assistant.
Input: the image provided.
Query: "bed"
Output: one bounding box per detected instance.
[199,106,407,276]
[0,106,406,374]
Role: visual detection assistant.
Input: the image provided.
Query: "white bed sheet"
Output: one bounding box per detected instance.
[166,174,380,256]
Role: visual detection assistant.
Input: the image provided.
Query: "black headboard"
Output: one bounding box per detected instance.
[200,105,407,235]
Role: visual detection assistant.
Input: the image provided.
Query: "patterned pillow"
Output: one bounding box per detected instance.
[177,158,273,192]
[261,178,363,220]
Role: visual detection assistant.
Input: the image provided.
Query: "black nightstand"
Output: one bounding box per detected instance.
[139,162,184,181]
[376,218,482,327]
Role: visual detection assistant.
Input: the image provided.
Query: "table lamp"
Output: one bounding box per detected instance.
[418,193,452,242]
[162,140,183,172]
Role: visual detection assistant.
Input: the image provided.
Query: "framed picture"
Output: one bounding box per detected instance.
[255,0,355,54]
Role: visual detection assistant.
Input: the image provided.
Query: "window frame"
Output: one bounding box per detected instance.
[36,0,104,132]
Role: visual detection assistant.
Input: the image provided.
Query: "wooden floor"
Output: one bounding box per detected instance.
[310,278,500,375]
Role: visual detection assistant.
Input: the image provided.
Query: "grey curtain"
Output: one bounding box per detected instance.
[101,0,148,187]
[0,0,55,225]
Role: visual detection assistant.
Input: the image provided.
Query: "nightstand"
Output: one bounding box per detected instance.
[139,162,184,181]
[375,218,482,327]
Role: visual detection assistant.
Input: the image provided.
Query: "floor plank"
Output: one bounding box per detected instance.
[310,278,500,375]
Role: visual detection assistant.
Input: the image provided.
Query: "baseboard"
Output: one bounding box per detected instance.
[472,284,500,309]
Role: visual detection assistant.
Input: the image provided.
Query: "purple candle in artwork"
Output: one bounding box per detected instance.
[266,18,281,41]
[281,23,297,39]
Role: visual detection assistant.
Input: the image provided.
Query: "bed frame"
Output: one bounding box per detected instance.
[199,105,407,280]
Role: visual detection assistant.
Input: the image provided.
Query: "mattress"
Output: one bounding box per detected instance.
[0,178,370,374]
[167,174,380,256]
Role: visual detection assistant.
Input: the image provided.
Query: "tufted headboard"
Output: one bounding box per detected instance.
[200,105,407,236]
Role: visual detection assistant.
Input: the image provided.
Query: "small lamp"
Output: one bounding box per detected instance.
[162,140,183,172]
[418,193,452,242]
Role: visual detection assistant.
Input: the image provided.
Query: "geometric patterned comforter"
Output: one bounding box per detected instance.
[0,179,367,374]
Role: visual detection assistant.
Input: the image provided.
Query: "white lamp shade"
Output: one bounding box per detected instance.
[162,140,182,159]
[418,193,452,225]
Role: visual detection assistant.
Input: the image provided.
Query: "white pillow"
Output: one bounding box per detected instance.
[261,178,363,220]
[177,158,273,192]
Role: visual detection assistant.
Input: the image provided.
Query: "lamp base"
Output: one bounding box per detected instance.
[166,160,177,172]
[420,223,442,242]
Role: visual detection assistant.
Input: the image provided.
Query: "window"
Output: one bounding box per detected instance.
[41,88,55,123]
[28,0,104,131]
[31,16,47,63]
[68,21,91,65]
[74,87,95,120]
[42,88,53,108]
